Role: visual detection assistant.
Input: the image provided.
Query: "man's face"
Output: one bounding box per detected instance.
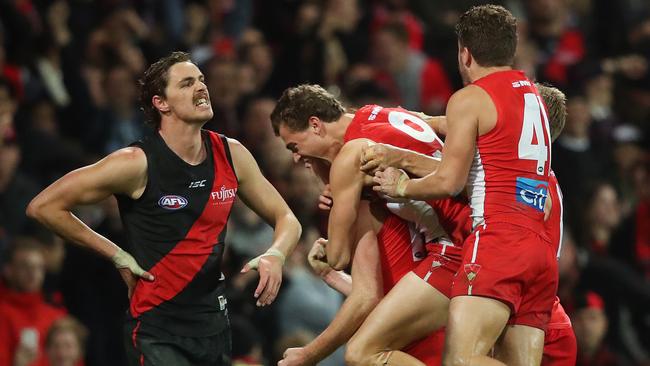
[5,249,46,293]
[47,330,82,366]
[160,62,213,124]
[278,122,327,163]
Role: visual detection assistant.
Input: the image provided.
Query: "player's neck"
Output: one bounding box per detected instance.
[321,114,354,162]
[158,119,206,165]
[469,66,513,83]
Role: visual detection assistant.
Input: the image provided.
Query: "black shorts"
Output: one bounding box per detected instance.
[124,317,231,366]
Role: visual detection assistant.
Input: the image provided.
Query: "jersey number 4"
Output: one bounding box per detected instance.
[518,93,551,175]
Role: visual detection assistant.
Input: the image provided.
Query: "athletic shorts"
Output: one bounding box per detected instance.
[404,329,444,366]
[542,326,577,366]
[450,222,558,331]
[412,241,463,298]
[124,315,231,366]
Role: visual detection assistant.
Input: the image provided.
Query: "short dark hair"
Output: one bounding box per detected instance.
[536,83,567,142]
[270,84,345,135]
[139,51,192,129]
[455,5,518,67]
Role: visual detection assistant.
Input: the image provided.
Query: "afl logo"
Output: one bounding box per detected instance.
[158,195,188,210]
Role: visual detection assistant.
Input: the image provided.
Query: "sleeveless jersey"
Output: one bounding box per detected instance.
[547,171,564,258]
[469,70,552,233]
[345,105,472,246]
[116,130,238,336]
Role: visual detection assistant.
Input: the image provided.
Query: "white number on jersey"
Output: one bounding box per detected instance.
[387,111,441,144]
[518,93,551,175]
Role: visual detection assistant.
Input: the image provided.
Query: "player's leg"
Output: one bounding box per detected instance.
[493,324,545,366]
[345,272,449,366]
[442,295,510,366]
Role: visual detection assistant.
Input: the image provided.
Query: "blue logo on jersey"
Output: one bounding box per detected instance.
[515,177,548,212]
[158,195,188,210]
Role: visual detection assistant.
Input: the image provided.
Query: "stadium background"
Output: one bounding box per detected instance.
[0,0,649,365]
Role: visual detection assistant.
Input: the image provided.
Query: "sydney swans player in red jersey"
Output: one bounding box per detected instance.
[366,83,577,365]
[27,52,301,365]
[271,85,473,366]
[374,6,556,366]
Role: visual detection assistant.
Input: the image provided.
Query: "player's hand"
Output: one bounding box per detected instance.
[112,248,155,299]
[241,252,284,307]
[308,238,331,277]
[373,167,410,198]
[544,195,552,222]
[318,185,333,211]
[360,143,403,174]
[278,347,313,366]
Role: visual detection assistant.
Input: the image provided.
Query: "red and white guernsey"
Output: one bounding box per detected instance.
[344,105,473,246]
[469,70,553,233]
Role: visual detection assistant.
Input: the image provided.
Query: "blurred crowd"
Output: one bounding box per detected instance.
[0,0,649,365]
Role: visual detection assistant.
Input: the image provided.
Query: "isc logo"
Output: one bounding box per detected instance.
[158,195,188,210]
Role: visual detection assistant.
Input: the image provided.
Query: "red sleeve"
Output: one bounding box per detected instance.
[420,59,453,112]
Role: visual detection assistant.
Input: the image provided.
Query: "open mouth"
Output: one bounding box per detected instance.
[195,97,209,107]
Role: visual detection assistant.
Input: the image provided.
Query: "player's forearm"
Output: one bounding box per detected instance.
[26,205,119,259]
[424,115,448,136]
[322,270,352,296]
[303,291,379,364]
[400,152,441,178]
[402,172,462,201]
[268,213,302,257]
[326,209,355,270]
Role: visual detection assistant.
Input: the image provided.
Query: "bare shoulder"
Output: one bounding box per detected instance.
[225,137,258,182]
[448,85,491,110]
[100,147,148,197]
[103,146,147,173]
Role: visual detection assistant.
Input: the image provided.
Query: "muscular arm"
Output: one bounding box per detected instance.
[26,148,147,259]
[303,203,383,364]
[326,139,369,270]
[400,87,482,200]
[321,269,352,296]
[229,139,301,258]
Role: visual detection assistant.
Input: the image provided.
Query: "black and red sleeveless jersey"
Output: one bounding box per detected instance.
[116,130,238,336]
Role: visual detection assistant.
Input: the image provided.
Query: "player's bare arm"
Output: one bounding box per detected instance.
[281,202,383,366]
[374,86,487,200]
[307,238,352,296]
[326,139,374,270]
[228,138,302,306]
[26,147,154,297]
[361,143,441,178]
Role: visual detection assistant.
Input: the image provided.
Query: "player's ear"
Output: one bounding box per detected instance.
[309,116,323,134]
[461,47,472,68]
[152,95,170,114]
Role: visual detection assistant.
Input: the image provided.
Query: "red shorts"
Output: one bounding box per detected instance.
[412,241,463,298]
[377,214,425,294]
[542,326,577,366]
[404,329,444,366]
[542,300,576,366]
[450,222,558,330]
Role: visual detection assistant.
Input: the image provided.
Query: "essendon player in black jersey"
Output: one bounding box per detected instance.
[27,52,301,365]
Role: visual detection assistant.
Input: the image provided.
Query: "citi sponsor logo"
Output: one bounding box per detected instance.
[158,195,188,210]
[211,185,237,202]
[515,177,548,212]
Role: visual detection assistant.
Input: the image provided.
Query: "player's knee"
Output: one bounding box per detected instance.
[344,340,366,366]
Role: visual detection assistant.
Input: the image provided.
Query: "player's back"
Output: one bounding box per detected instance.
[345,105,443,157]
[346,105,473,245]
[469,70,552,234]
